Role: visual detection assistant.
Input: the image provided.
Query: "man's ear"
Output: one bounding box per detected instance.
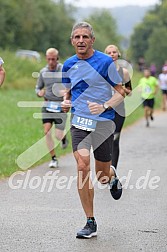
[71,37,74,46]
[92,37,95,44]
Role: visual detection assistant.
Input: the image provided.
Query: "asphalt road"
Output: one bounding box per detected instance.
[0,112,167,252]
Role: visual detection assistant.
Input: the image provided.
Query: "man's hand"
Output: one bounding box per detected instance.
[123,86,132,96]
[87,101,105,114]
[61,100,72,113]
[37,89,45,97]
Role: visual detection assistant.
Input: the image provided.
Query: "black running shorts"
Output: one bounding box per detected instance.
[42,107,67,130]
[71,120,115,162]
[142,98,155,109]
[162,90,167,95]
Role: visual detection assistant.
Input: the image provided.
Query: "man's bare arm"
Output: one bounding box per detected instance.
[0,66,5,87]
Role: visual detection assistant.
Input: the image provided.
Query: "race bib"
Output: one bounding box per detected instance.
[72,115,97,131]
[145,86,152,93]
[46,101,61,113]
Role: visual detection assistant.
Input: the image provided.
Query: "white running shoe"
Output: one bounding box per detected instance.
[48,159,58,168]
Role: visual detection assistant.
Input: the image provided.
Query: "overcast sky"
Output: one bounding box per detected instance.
[66,0,160,8]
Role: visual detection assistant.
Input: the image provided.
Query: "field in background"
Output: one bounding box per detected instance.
[0,50,46,90]
[0,51,162,177]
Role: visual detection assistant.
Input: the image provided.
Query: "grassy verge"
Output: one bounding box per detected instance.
[0,50,72,177]
[0,88,72,177]
[0,50,46,89]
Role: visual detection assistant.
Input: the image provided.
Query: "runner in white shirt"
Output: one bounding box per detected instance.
[158,65,167,111]
[0,57,5,87]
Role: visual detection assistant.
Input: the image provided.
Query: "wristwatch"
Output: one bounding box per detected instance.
[103,103,112,110]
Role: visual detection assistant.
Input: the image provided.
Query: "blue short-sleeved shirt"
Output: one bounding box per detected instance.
[62,50,122,121]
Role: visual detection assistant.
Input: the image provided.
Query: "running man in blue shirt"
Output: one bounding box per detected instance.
[62,22,125,239]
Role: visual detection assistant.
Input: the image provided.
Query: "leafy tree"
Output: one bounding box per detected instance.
[0,0,75,57]
[129,0,167,69]
[145,26,167,70]
[0,0,20,49]
[130,12,159,61]
[86,10,121,52]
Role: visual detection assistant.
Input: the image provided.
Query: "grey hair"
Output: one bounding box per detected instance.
[46,48,59,56]
[71,22,95,38]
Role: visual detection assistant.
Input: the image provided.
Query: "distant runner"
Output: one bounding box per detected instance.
[105,44,132,169]
[35,48,68,168]
[138,68,158,127]
[158,65,167,111]
[0,57,5,87]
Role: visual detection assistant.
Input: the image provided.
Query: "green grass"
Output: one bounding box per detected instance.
[0,50,72,177]
[0,50,162,177]
[0,88,72,177]
[0,49,46,89]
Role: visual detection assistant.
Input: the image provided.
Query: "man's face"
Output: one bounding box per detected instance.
[106,47,119,61]
[46,53,58,70]
[144,69,150,78]
[71,28,95,58]
[163,66,167,74]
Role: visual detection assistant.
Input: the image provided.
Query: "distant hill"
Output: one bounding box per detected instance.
[73,5,154,38]
[111,6,153,37]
